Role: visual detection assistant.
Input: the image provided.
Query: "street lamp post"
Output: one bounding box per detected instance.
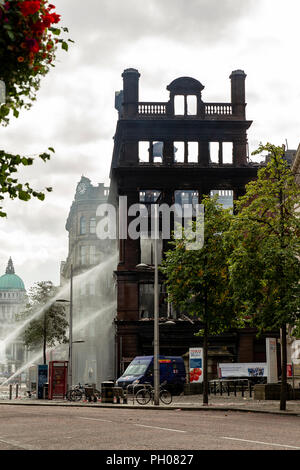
[55,264,73,389]
[136,204,160,405]
[153,204,160,406]
[69,264,73,389]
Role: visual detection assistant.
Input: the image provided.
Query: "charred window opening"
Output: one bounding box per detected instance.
[139,141,164,163]
[222,142,233,164]
[187,95,197,115]
[174,142,185,163]
[210,189,233,209]
[139,141,150,162]
[174,95,185,115]
[209,142,219,164]
[140,237,163,265]
[174,95,197,115]
[139,283,167,319]
[174,142,198,163]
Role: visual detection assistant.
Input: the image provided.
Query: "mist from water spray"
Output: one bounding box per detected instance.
[2,300,117,385]
[0,253,118,351]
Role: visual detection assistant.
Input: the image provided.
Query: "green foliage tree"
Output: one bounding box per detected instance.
[0,0,72,217]
[19,281,69,364]
[161,196,240,404]
[227,143,300,410]
[0,148,53,217]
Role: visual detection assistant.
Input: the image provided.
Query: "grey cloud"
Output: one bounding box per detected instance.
[58,0,257,65]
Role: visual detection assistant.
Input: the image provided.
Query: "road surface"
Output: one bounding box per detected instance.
[0,405,299,451]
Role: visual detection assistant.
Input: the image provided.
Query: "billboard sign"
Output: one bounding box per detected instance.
[189,348,203,383]
[218,362,267,378]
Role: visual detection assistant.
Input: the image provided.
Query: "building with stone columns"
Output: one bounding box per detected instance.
[0,258,26,377]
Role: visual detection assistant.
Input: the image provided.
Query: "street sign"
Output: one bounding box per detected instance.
[189,348,203,383]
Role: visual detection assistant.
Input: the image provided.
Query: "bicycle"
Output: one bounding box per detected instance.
[66,383,101,402]
[135,382,172,405]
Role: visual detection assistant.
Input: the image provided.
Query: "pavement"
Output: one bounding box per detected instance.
[1,388,300,416]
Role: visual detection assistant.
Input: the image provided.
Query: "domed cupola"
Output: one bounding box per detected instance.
[0,258,25,291]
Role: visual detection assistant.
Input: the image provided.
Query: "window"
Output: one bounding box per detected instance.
[89,245,96,265]
[139,142,150,162]
[210,190,233,209]
[187,95,197,115]
[188,142,198,163]
[209,142,219,163]
[90,218,96,234]
[80,216,86,235]
[80,245,88,265]
[223,142,233,164]
[174,95,185,115]
[174,142,185,163]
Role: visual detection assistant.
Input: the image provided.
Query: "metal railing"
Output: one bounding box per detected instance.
[209,379,253,398]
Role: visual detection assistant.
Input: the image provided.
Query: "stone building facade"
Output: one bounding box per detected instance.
[60,176,116,386]
[109,68,279,378]
[0,258,26,377]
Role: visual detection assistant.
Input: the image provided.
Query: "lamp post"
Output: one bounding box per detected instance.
[136,204,160,405]
[56,264,73,388]
[153,204,160,406]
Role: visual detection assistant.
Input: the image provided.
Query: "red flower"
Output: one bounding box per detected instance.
[19,1,41,17]
[42,13,54,27]
[26,38,40,53]
[31,20,46,34]
[51,13,60,23]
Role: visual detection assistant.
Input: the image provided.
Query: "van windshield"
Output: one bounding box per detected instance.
[123,362,149,377]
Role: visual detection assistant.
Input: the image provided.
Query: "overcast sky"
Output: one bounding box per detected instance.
[1,0,299,289]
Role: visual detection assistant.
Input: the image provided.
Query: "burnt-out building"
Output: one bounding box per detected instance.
[109,68,277,378]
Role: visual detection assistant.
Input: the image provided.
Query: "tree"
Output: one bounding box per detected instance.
[0,0,72,217]
[227,143,300,410]
[19,281,69,364]
[161,195,240,405]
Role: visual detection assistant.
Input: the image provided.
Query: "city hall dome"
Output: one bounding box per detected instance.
[0,258,25,291]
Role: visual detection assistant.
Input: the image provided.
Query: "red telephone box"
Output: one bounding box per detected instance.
[48,361,68,400]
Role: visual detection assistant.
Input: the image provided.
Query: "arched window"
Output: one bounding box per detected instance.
[90,217,96,234]
[80,216,86,235]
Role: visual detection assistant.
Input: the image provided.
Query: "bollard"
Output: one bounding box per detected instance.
[214,381,216,395]
[249,382,252,398]
[234,382,237,397]
[227,382,230,397]
[15,384,19,399]
[241,382,244,397]
[9,384,12,400]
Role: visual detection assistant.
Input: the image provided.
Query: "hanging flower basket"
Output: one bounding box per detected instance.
[0,0,71,123]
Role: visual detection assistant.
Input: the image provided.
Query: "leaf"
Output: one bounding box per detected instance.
[61,41,68,51]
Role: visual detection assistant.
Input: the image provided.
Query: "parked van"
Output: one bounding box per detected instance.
[116,356,186,393]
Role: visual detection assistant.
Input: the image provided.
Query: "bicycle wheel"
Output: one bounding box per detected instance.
[70,389,83,401]
[136,388,151,405]
[159,389,172,405]
[66,390,73,401]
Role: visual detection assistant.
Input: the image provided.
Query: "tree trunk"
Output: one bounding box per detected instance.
[280,324,287,411]
[202,286,209,405]
[203,319,209,405]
